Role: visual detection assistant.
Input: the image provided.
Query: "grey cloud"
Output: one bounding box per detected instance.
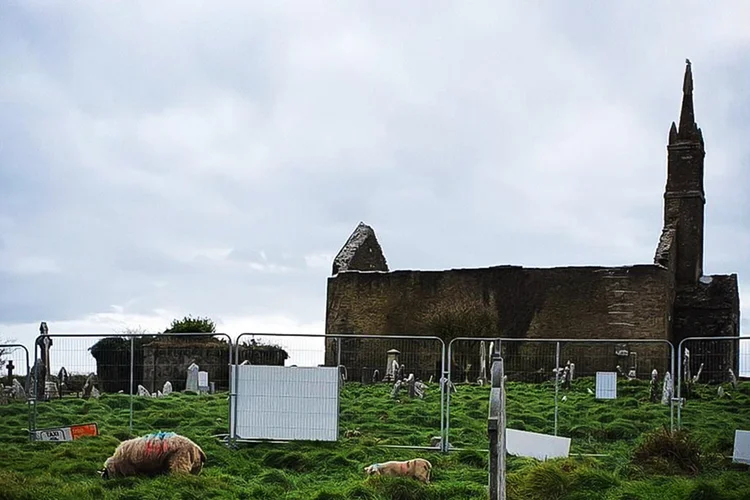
[0,1,748,332]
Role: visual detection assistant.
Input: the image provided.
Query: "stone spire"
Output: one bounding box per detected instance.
[669,59,703,146]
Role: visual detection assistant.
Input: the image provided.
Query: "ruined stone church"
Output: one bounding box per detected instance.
[324,62,740,380]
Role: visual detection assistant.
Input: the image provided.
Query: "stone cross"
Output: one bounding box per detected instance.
[488,338,506,500]
[38,322,52,378]
[6,360,14,379]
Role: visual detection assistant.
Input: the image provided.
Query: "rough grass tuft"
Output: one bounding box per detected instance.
[632,426,703,476]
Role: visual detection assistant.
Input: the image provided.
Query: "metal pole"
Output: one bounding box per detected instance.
[676,340,683,429]
[336,338,342,368]
[129,335,134,433]
[554,341,560,437]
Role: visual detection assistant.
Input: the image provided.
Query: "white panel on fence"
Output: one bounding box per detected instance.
[233,365,339,442]
[595,372,617,399]
[733,430,750,465]
[506,429,570,461]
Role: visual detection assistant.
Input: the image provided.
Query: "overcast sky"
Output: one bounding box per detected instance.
[1,2,748,368]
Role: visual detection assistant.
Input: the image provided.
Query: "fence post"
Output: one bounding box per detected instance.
[488,338,506,500]
[440,340,447,453]
[129,335,135,434]
[554,341,560,437]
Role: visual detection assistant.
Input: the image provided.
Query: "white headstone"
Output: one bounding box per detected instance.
[198,371,209,393]
[90,386,100,399]
[595,372,617,399]
[162,381,173,396]
[729,368,738,390]
[569,362,575,382]
[137,384,151,397]
[185,363,200,393]
[661,371,672,405]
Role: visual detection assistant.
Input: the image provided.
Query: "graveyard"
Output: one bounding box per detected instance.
[0,374,749,499]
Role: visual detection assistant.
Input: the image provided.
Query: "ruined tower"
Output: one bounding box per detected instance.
[663,59,706,285]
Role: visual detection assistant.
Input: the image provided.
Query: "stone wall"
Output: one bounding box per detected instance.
[673,273,740,381]
[142,341,232,393]
[325,264,674,377]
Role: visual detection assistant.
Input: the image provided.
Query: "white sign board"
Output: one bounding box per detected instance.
[733,430,750,465]
[595,371,617,399]
[232,365,339,442]
[32,423,98,442]
[506,428,571,461]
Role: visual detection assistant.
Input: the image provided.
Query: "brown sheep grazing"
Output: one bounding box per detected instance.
[364,458,433,484]
[99,432,206,479]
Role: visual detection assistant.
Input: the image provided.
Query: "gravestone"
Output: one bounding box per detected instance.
[90,387,100,399]
[162,381,173,396]
[384,349,400,382]
[12,378,26,400]
[477,340,488,386]
[649,369,660,402]
[30,360,46,400]
[198,371,209,394]
[44,381,59,399]
[661,371,672,405]
[729,368,738,390]
[372,369,380,383]
[185,363,199,393]
[82,373,98,399]
[137,384,151,397]
[6,360,14,379]
[397,363,405,381]
[488,339,506,500]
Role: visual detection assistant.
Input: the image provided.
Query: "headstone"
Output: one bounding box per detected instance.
[488,339,506,500]
[372,369,380,383]
[185,363,199,393]
[90,387,100,399]
[397,363,405,381]
[137,384,151,397]
[568,362,575,382]
[692,362,704,383]
[683,348,691,382]
[162,381,173,396]
[12,378,26,400]
[717,386,725,398]
[44,381,59,399]
[198,371,209,393]
[6,360,14,379]
[390,379,403,399]
[37,322,52,378]
[562,363,571,390]
[210,382,215,394]
[361,367,371,385]
[729,368,738,390]
[661,371,672,405]
[384,349,400,382]
[478,341,488,386]
[627,369,636,381]
[649,369,660,403]
[30,360,47,400]
[414,380,427,399]
[406,373,416,398]
[82,373,97,399]
[463,363,473,384]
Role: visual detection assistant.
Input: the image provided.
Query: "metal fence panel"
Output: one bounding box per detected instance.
[0,344,32,440]
[677,336,750,455]
[234,333,446,450]
[30,333,233,439]
[447,338,675,455]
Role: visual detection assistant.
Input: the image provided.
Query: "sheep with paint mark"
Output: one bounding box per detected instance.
[99,432,206,479]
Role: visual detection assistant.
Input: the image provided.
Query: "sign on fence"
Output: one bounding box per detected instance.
[595,372,618,399]
[232,365,340,442]
[32,423,99,442]
[733,430,750,465]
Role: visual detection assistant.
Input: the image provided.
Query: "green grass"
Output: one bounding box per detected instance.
[0,379,749,499]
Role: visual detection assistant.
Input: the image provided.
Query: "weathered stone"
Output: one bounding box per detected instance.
[162,381,173,396]
[185,363,199,393]
[662,372,673,405]
[12,379,26,400]
[137,384,151,397]
[331,222,388,275]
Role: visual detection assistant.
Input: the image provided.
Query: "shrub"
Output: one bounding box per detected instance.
[632,426,702,476]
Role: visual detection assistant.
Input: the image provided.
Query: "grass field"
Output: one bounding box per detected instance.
[1,378,749,499]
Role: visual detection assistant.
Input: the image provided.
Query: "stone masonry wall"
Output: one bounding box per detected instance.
[325,264,674,378]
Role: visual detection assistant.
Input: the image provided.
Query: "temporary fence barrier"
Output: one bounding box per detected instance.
[233,333,447,450]
[30,333,233,439]
[676,336,750,451]
[0,344,33,439]
[446,337,675,454]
